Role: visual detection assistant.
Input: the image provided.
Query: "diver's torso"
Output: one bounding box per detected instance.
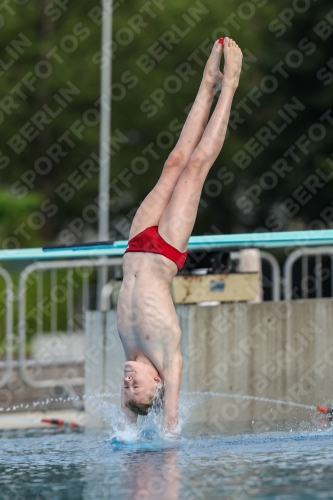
[117,252,181,373]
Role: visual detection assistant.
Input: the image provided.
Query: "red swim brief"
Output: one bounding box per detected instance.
[124,226,188,271]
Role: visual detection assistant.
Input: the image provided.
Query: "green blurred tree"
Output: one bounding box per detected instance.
[0,0,332,246]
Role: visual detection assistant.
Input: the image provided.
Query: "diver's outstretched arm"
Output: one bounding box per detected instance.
[162,352,183,433]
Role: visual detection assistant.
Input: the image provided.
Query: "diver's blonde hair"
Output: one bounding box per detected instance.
[125,386,164,416]
[125,400,152,416]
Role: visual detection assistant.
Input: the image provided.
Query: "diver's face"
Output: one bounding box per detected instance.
[123,361,157,403]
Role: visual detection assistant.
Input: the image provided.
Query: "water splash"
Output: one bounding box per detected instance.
[84,390,201,445]
[0,390,322,443]
[86,390,320,444]
[0,394,87,413]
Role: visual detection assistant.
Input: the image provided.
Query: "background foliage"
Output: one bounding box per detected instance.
[1,0,332,247]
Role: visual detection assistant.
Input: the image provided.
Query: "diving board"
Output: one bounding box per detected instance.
[0,229,333,261]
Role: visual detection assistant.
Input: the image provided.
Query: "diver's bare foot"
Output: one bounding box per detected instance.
[222,37,242,90]
[202,40,224,94]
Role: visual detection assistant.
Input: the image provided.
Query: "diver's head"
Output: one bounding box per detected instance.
[123,360,163,416]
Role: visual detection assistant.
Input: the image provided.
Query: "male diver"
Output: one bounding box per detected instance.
[117,37,243,432]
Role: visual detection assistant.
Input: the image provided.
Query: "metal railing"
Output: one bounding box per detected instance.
[283,246,333,300]
[17,257,122,388]
[0,268,13,388]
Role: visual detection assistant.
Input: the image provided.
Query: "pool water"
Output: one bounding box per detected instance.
[1,422,333,500]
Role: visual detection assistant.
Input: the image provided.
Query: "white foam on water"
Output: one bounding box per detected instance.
[85,390,199,445]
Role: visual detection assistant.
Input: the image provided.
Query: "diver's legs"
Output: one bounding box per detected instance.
[128,41,224,239]
[158,38,243,251]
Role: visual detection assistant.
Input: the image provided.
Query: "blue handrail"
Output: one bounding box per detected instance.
[0,229,333,261]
